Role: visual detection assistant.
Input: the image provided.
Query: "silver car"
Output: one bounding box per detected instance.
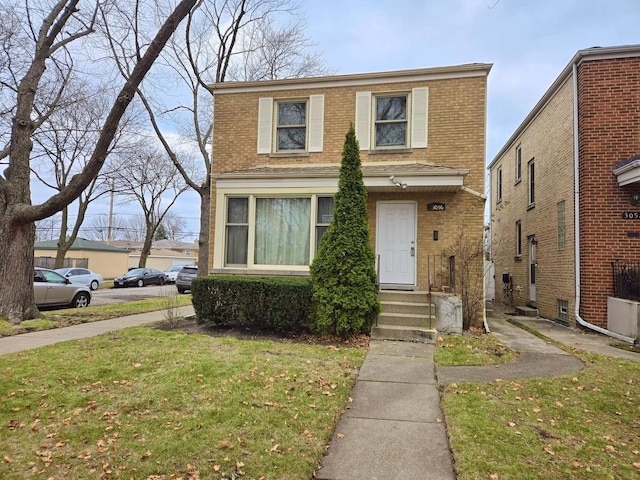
[34,268,92,308]
[55,267,104,291]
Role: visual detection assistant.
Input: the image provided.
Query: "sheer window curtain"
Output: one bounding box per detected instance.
[255,198,311,265]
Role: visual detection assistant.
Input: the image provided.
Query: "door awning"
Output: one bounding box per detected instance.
[213,161,469,193]
[613,155,640,186]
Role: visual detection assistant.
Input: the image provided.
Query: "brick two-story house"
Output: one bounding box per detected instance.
[209,64,491,333]
[489,45,640,343]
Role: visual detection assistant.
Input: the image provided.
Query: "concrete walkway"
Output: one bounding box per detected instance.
[315,305,639,479]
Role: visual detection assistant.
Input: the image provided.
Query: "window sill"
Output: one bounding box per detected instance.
[269,152,310,158]
[368,148,412,155]
[514,255,522,262]
[514,178,521,186]
[527,203,535,210]
[212,268,310,277]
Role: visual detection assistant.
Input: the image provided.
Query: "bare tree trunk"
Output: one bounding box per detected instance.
[0,0,199,322]
[0,218,40,323]
[197,182,210,275]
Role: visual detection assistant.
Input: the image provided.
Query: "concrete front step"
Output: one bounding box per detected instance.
[378,290,430,303]
[371,325,438,343]
[381,300,433,316]
[377,312,434,328]
[515,306,539,317]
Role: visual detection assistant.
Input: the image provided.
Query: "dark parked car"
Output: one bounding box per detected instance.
[176,265,198,294]
[114,268,166,288]
[34,268,91,308]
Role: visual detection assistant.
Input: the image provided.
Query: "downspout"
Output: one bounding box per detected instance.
[572,63,635,344]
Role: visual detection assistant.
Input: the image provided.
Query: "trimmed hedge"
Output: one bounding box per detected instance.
[191,275,312,333]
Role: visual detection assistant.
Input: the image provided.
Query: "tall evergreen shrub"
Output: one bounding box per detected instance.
[310,124,380,336]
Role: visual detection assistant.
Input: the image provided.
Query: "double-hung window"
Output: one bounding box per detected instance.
[515,220,522,257]
[374,95,408,148]
[355,87,428,150]
[496,166,503,203]
[257,95,324,154]
[528,159,535,207]
[224,195,333,268]
[276,100,307,151]
[515,145,522,183]
[225,198,249,266]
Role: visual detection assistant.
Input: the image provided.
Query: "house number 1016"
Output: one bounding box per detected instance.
[428,203,445,211]
[622,212,640,219]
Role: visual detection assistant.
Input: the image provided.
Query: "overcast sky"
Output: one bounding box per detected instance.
[47,0,640,242]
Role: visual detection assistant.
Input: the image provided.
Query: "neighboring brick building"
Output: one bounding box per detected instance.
[209,65,490,298]
[489,45,640,342]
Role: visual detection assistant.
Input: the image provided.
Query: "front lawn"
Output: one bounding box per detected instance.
[440,345,640,479]
[0,327,366,479]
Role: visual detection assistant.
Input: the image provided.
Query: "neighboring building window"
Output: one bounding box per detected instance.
[496,167,503,203]
[528,159,535,206]
[276,100,307,151]
[374,94,408,148]
[557,299,569,323]
[316,197,334,253]
[515,221,522,257]
[515,145,522,182]
[225,197,249,266]
[224,195,333,268]
[557,201,566,250]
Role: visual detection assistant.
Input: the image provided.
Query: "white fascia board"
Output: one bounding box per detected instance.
[613,159,640,186]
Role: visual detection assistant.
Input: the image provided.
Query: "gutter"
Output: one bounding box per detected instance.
[572,63,635,344]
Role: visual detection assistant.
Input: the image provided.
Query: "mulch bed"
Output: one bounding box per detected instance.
[154,316,370,348]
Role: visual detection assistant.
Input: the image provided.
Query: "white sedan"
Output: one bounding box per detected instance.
[164,265,186,283]
[55,267,104,291]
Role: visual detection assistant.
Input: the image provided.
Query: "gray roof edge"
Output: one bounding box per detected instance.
[488,44,640,170]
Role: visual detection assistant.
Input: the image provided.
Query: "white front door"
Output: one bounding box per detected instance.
[377,202,416,286]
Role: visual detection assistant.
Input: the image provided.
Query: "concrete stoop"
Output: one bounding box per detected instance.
[372,290,437,343]
[515,305,539,317]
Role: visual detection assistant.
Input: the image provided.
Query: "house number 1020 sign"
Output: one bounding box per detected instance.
[622,212,640,219]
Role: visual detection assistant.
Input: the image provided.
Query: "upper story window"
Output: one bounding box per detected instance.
[374,95,408,148]
[257,95,324,155]
[355,87,428,151]
[276,100,307,151]
[515,145,522,183]
[496,166,503,203]
[528,159,535,207]
[515,220,522,257]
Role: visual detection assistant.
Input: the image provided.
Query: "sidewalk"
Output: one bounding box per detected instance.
[0,306,195,355]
